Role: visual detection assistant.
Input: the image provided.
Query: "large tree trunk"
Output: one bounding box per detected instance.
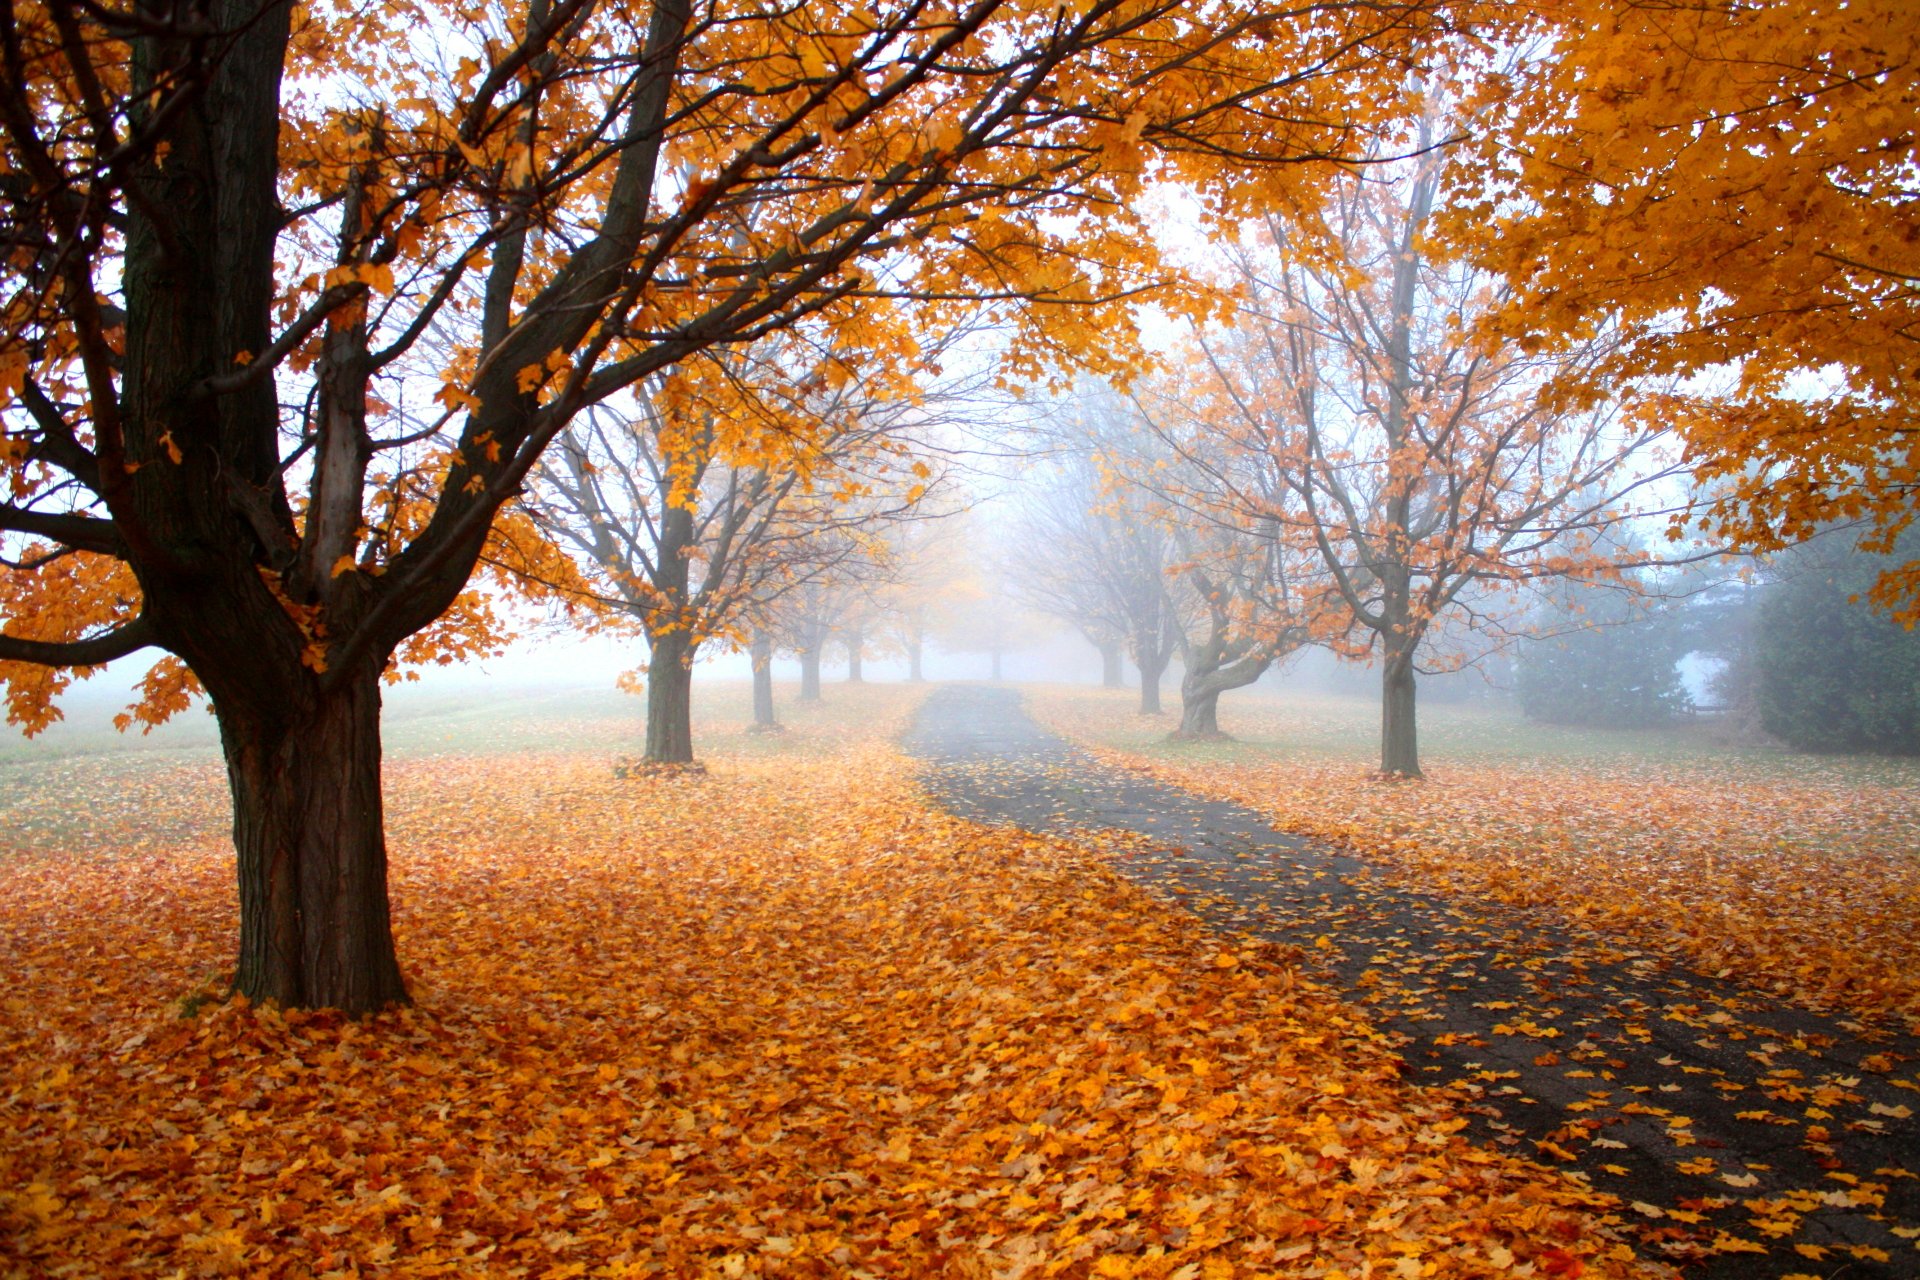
[1099,640,1124,688]
[799,646,823,701]
[645,631,696,763]
[750,632,780,729]
[63,0,691,1017]
[1380,642,1422,778]
[846,628,864,682]
[1176,686,1222,736]
[1174,651,1271,740]
[217,666,407,1015]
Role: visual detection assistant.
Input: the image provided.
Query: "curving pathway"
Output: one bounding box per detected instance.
[904,685,1920,1279]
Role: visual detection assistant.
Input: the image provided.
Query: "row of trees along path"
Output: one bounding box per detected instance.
[0,0,1465,1010]
[905,685,1920,1279]
[3,0,1913,1014]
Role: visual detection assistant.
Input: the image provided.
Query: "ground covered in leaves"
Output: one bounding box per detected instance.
[1028,687,1920,1038]
[4,682,1655,1277]
[918,686,1918,1277]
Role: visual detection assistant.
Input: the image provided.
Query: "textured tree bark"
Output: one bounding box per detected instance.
[1099,640,1124,688]
[1173,651,1270,740]
[644,631,696,763]
[1380,643,1422,777]
[750,632,779,729]
[218,666,406,1014]
[119,2,419,1014]
[1175,686,1222,736]
[38,0,689,1012]
[799,647,823,701]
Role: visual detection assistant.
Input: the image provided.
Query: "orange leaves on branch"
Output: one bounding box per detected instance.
[113,657,204,734]
[1440,0,1920,616]
[0,549,142,735]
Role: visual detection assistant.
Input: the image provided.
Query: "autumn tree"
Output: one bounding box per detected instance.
[1192,129,1691,776]
[1165,515,1320,738]
[930,546,1048,681]
[1443,1,1920,617]
[867,499,978,683]
[0,0,1458,1008]
[1008,436,1181,709]
[761,528,895,700]
[834,578,888,683]
[528,319,943,762]
[1006,458,1132,685]
[1120,382,1328,737]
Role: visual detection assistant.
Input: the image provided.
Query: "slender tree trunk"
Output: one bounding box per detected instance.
[645,631,696,763]
[750,632,779,729]
[1099,640,1124,688]
[799,646,823,701]
[1371,147,1433,778]
[1140,669,1164,715]
[218,666,407,1015]
[846,629,864,682]
[1380,642,1422,777]
[1137,641,1169,714]
[908,636,925,683]
[1134,617,1176,714]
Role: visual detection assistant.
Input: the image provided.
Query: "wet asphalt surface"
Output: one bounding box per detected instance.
[904,685,1920,1278]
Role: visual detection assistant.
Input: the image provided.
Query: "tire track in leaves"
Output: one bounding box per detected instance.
[907,685,1920,1279]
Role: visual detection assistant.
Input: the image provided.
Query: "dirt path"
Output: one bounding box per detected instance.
[905,685,1920,1278]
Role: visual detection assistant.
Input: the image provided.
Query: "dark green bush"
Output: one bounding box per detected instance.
[1756,535,1920,755]
[1517,594,1692,729]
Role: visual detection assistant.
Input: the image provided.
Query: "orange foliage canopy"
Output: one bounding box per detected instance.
[0,0,1454,725]
[1442,0,1920,616]
[1,0,1467,1009]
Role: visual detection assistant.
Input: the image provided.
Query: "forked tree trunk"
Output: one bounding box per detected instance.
[1174,649,1271,740]
[1380,645,1421,778]
[1099,640,1124,688]
[799,647,823,701]
[218,666,407,1014]
[645,632,696,763]
[750,633,779,729]
[1176,687,1221,736]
